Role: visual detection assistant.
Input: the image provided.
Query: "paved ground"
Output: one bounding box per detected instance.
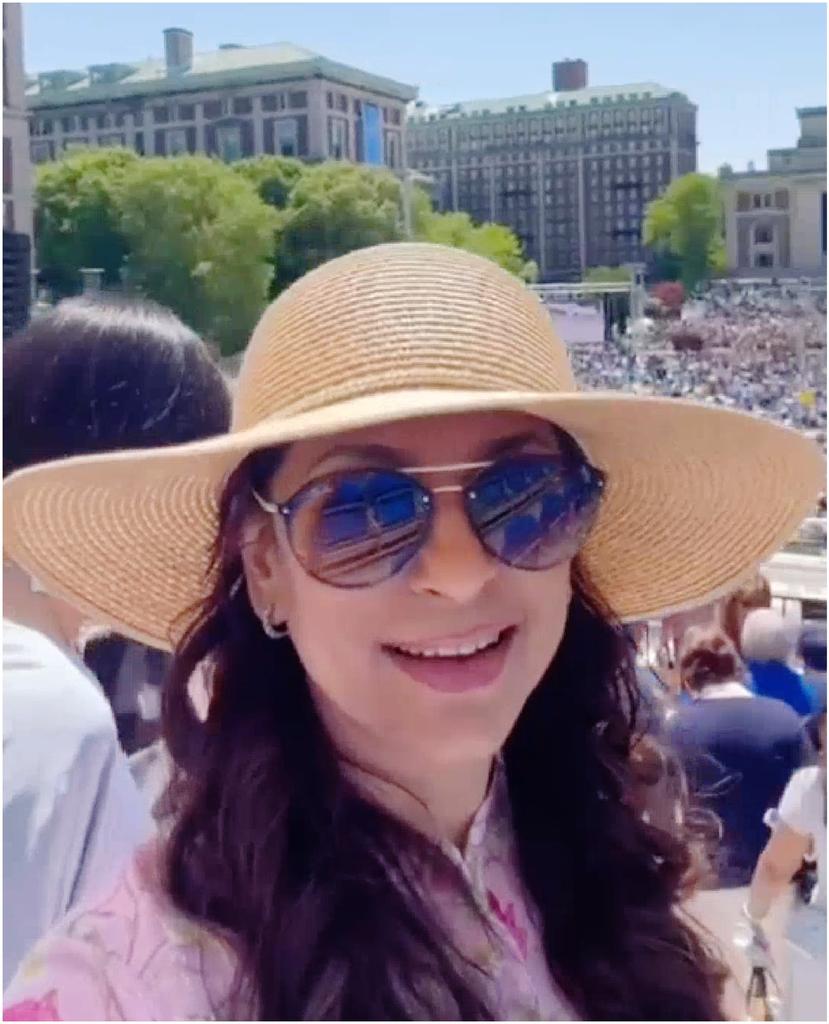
[685,884,795,1019]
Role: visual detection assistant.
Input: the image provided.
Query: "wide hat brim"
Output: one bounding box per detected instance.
[4,385,824,650]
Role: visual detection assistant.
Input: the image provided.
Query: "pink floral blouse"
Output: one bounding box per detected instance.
[4,767,574,1021]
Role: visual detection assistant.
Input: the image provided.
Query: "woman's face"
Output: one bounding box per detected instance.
[243,412,575,769]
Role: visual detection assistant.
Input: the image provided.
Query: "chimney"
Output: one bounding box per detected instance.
[163,27,193,75]
[553,59,588,93]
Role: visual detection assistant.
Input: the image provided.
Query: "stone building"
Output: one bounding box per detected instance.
[406,59,697,282]
[3,2,33,333]
[719,107,827,278]
[26,29,416,170]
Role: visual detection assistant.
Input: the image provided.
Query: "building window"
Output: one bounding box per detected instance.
[384,132,400,169]
[275,118,299,157]
[354,99,362,116]
[288,91,307,109]
[216,123,242,162]
[96,114,109,130]
[233,97,253,116]
[4,198,14,231]
[763,193,772,208]
[390,108,402,126]
[30,140,53,163]
[134,131,144,155]
[99,133,125,148]
[79,115,89,130]
[754,252,774,268]
[754,225,773,245]
[63,137,89,152]
[153,106,170,125]
[130,110,144,127]
[60,115,76,133]
[261,93,285,113]
[326,91,334,109]
[203,100,223,120]
[178,103,195,121]
[167,127,189,155]
[328,117,349,160]
[3,136,12,194]
[337,94,348,113]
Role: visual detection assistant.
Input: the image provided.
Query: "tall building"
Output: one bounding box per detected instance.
[26,29,416,169]
[719,107,827,278]
[406,60,697,282]
[3,2,33,334]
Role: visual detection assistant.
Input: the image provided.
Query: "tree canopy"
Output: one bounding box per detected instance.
[642,173,726,291]
[35,147,139,297]
[582,265,632,284]
[117,156,278,354]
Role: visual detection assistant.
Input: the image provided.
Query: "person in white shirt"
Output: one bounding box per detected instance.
[742,711,826,1021]
[2,621,152,986]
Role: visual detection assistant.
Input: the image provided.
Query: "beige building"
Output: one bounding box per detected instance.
[3,2,34,333]
[26,29,416,169]
[3,3,33,236]
[407,59,697,282]
[719,107,827,278]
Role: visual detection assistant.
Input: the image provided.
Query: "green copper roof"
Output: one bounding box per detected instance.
[27,42,417,108]
[409,81,690,122]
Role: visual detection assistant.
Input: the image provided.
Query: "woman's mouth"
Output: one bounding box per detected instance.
[383,626,517,693]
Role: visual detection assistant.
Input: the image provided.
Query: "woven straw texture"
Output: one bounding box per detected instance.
[3,243,825,651]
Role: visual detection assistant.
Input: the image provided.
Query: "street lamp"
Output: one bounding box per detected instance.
[400,168,435,239]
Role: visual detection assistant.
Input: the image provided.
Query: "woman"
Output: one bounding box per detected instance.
[3,244,823,1021]
[741,712,826,1021]
[2,296,231,982]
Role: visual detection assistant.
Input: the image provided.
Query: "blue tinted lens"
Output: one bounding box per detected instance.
[288,470,429,586]
[468,456,602,569]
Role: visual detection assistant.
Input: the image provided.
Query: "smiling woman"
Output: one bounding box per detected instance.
[3,243,824,1021]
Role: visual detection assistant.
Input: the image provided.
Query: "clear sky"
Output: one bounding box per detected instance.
[21,2,827,173]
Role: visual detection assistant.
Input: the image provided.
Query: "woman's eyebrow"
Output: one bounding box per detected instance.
[310,443,412,471]
[310,431,556,473]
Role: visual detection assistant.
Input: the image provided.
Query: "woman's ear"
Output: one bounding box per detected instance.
[239,513,289,624]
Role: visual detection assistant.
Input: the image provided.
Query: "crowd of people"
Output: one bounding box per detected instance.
[2,251,825,1022]
[568,283,827,448]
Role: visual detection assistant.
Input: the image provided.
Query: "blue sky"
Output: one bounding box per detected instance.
[22,2,827,173]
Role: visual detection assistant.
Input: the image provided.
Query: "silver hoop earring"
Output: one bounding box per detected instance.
[262,616,289,640]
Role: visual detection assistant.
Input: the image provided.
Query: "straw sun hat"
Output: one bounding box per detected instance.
[4,243,824,650]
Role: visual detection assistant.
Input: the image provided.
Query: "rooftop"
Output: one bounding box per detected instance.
[26,40,417,108]
[409,81,690,122]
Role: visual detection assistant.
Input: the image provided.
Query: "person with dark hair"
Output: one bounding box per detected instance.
[2,296,231,983]
[798,621,826,715]
[3,245,823,1020]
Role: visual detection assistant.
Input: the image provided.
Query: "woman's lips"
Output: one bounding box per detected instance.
[383,627,516,694]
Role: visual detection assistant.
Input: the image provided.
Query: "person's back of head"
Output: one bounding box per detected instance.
[678,624,743,695]
[3,296,232,752]
[741,608,797,666]
[3,296,231,477]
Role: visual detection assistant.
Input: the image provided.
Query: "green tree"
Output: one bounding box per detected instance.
[642,173,726,292]
[272,162,405,292]
[34,147,139,297]
[415,210,531,278]
[583,265,632,284]
[117,156,278,354]
[234,155,306,208]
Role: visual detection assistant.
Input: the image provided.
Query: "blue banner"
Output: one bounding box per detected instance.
[362,103,383,166]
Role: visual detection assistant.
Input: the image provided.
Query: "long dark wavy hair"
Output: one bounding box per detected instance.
[161,446,728,1020]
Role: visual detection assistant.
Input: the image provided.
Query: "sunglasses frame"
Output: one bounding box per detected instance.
[252,453,605,588]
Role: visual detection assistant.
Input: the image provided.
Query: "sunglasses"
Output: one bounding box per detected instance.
[253,453,605,588]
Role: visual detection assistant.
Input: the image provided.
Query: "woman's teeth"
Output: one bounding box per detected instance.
[391,631,503,659]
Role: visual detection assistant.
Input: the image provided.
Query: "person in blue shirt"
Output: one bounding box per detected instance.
[741,608,817,717]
